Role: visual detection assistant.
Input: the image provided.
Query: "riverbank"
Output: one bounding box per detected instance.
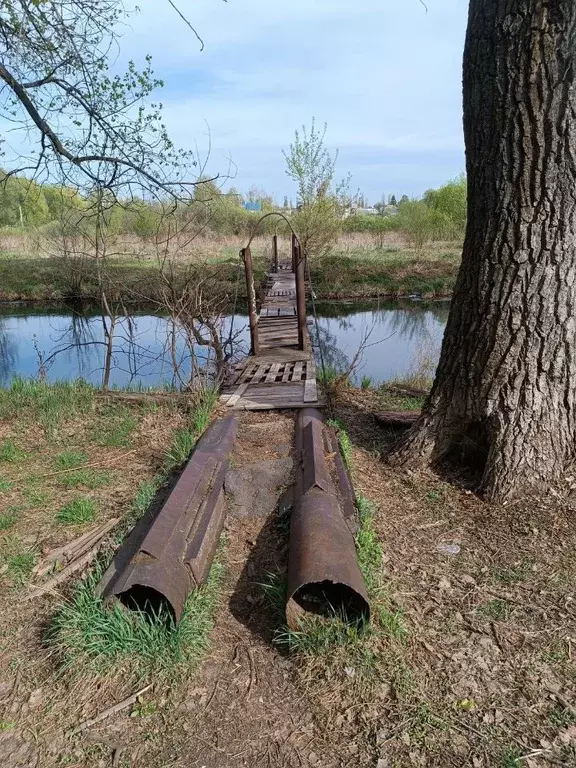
[0,239,461,303]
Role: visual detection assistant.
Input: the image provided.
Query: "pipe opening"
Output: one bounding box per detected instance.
[288,580,370,626]
[118,585,176,624]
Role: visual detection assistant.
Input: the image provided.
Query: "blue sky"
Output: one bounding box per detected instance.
[5,1,468,204]
[122,0,468,204]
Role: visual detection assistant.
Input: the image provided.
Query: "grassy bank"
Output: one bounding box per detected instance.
[311,241,461,299]
[0,235,461,303]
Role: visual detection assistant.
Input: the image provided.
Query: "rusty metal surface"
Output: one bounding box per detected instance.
[286,409,369,629]
[325,426,357,527]
[99,414,238,622]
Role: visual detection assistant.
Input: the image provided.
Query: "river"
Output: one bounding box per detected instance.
[0,300,450,388]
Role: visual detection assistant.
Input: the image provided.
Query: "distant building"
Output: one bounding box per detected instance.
[244,200,262,212]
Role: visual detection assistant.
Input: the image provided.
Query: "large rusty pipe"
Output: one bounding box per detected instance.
[286,409,369,629]
[98,415,238,622]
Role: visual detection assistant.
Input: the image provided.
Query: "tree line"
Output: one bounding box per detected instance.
[0,169,467,249]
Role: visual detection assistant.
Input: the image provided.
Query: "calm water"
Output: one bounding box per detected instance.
[0,300,450,388]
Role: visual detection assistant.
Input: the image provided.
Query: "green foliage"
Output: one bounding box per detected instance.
[423,174,467,237]
[283,119,348,257]
[395,200,452,251]
[360,375,373,390]
[56,498,97,525]
[0,174,49,227]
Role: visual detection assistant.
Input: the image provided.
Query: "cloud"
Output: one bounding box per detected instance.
[2,0,469,202]
[121,0,468,200]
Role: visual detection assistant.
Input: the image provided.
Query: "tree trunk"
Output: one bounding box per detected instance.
[388,0,576,502]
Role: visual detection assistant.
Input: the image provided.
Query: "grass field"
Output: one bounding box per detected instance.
[0,231,461,302]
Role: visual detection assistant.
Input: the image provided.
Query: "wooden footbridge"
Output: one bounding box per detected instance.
[220,235,322,411]
[100,235,369,636]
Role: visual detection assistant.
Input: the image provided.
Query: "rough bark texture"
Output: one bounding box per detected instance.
[389,1,576,501]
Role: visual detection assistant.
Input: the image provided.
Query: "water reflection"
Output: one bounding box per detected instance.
[0,299,449,388]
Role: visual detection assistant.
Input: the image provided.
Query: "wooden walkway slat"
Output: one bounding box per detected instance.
[221,257,320,410]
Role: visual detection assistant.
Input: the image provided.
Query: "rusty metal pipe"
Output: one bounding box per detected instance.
[98,415,238,623]
[286,409,369,629]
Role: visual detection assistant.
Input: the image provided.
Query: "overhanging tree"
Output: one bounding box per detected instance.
[388,0,576,502]
[0,0,209,198]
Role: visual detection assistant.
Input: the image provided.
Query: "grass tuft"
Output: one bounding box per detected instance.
[96,413,137,447]
[55,450,89,470]
[0,439,26,463]
[1,539,37,584]
[0,512,18,530]
[56,498,97,525]
[0,378,94,435]
[0,476,13,492]
[48,553,225,682]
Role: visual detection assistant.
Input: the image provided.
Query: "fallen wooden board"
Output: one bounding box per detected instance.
[374,411,420,428]
[303,379,318,403]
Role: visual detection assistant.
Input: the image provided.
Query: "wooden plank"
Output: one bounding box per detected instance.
[239,364,258,383]
[226,381,250,407]
[304,379,318,403]
[293,361,304,381]
[265,363,281,383]
[252,363,270,383]
[282,363,293,382]
[305,358,316,379]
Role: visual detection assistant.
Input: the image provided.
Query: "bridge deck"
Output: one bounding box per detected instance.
[220,264,322,411]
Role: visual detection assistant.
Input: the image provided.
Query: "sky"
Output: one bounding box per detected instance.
[5,0,469,205]
[115,0,469,204]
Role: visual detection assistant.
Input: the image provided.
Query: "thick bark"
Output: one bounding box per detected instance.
[389,1,576,501]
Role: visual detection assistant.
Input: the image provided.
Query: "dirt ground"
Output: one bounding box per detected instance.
[2,387,576,767]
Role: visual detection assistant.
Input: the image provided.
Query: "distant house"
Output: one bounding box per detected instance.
[347,206,380,217]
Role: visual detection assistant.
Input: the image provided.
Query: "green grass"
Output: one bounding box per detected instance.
[48,553,225,682]
[95,413,137,447]
[22,485,49,508]
[491,561,531,585]
[163,388,218,468]
[56,498,97,525]
[355,495,382,592]
[1,539,37,584]
[54,450,89,470]
[360,375,373,390]
[0,512,18,530]
[164,427,196,467]
[309,245,460,299]
[0,477,13,492]
[0,378,94,434]
[58,469,112,490]
[500,746,522,767]
[477,598,509,621]
[0,439,26,463]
